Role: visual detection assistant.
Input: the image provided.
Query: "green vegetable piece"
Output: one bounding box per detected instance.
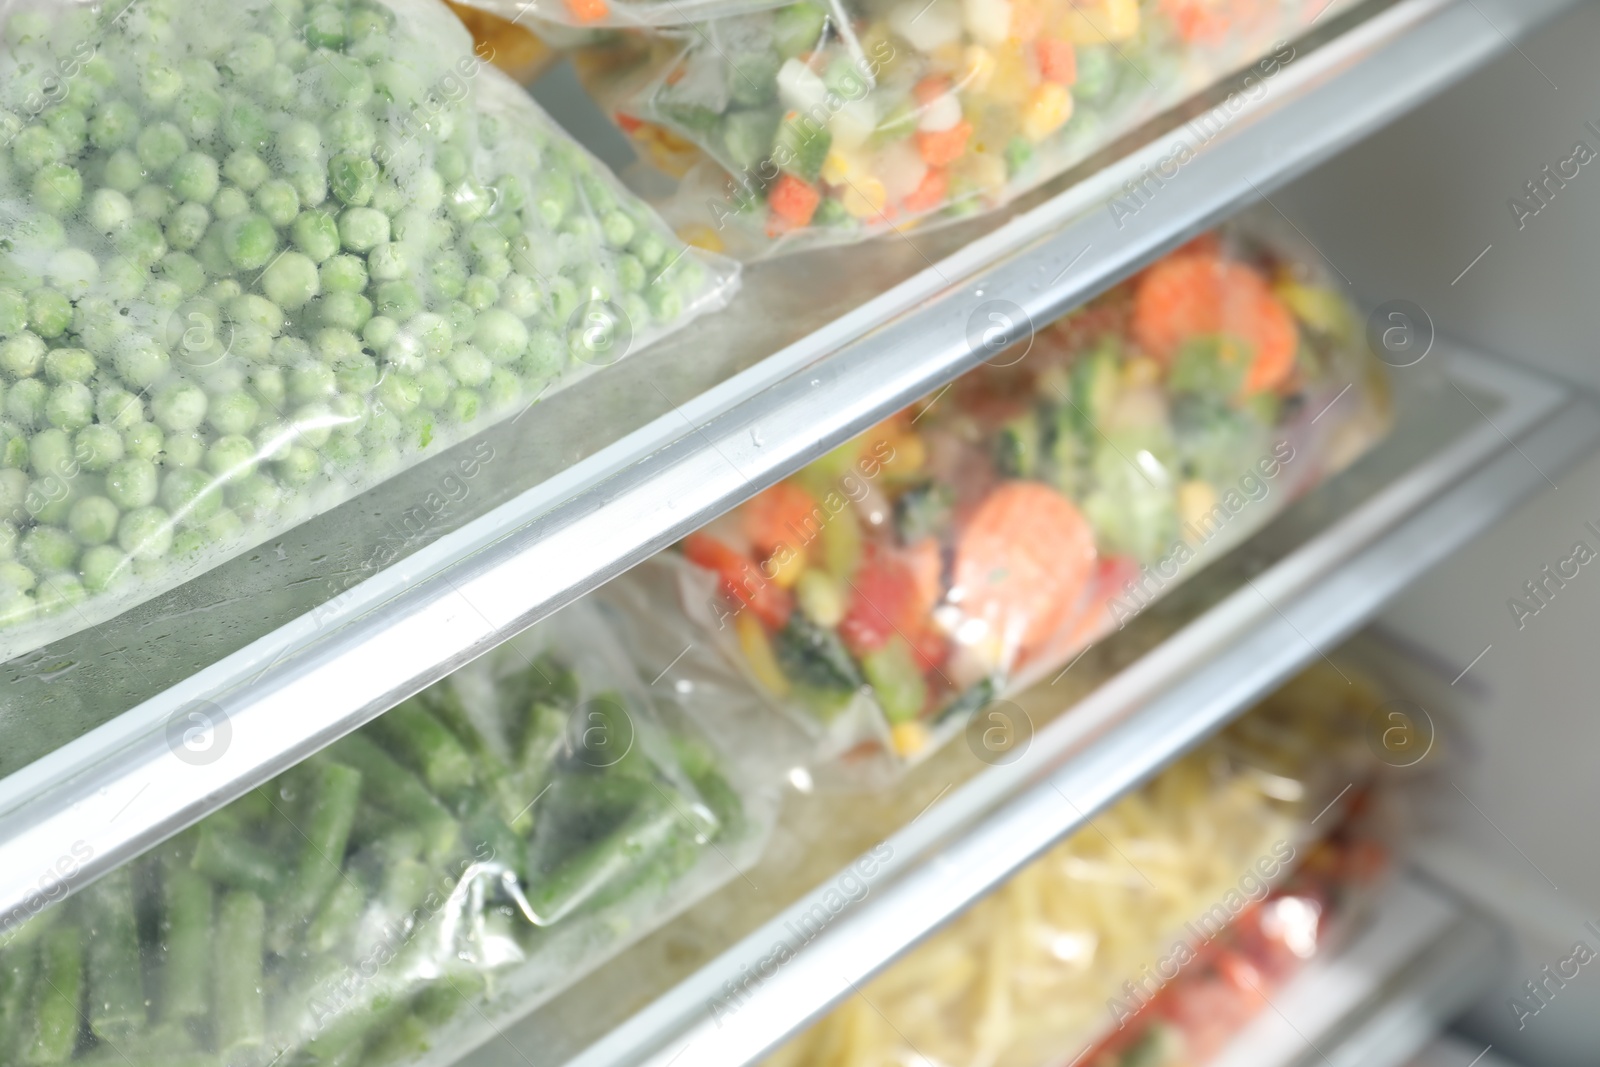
[367,697,478,804]
[157,856,212,1022]
[331,733,459,859]
[720,108,781,173]
[775,611,863,694]
[24,923,83,1064]
[772,2,830,58]
[269,759,362,951]
[893,481,954,543]
[82,867,146,1041]
[525,783,683,925]
[191,820,283,896]
[861,637,926,724]
[994,410,1042,479]
[214,891,266,1058]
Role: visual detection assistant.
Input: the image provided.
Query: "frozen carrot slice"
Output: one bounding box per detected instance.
[952,481,1096,657]
[902,167,949,214]
[740,481,821,559]
[767,172,821,234]
[683,532,793,630]
[916,120,972,167]
[564,0,610,23]
[1035,39,1078,85]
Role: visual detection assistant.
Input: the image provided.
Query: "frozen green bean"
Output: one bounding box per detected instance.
[213,891,265,1057]
[81,868,145,1041]
[269,759,362,952]
[25,923,83,1064]
[157,859,212,1022]
[365,699,477,805]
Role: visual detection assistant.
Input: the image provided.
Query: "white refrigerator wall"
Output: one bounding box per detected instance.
[1277,5,1600,1064]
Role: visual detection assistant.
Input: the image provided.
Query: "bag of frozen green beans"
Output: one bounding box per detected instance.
[0,599,776,1065]
[0,0,738,660]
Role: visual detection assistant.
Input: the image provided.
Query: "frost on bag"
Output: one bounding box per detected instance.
[561,0,1331,255]
[763,665,1392,1067]
[0,601,768,1066]
[0,0,736,661]
[675,227,1390,774]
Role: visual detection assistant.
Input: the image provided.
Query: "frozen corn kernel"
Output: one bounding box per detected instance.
[841,176,888,219]
[960,45,997,93]
[1064,0,1141,43]
[1022,83,1074,141]
[1179,479,1219,535]
[891,720,931,757]
[765,545,807,588]
[797,568,845,627]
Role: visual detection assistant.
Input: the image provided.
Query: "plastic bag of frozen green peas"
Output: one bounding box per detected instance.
[0,0,738,661]
[0,597,776,1066]
[537,0,1334,257]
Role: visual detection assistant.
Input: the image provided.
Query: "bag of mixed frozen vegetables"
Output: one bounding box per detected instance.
[552,0,1338,255]
[0,600,771,1066]
[674,226,1390,772]
[762,662,1393,1067]
[0,0,736,661]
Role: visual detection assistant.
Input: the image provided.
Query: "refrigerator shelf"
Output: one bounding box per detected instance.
[0,0,1581,934]
[448,344,1597,1067]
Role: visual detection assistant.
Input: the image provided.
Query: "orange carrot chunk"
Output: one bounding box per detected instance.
[564,0,610,22]
[767,173,821,234]
[916,120,972,167]
[740,481,820,560]
[1035,39,1078,85]
[902,167,949,214]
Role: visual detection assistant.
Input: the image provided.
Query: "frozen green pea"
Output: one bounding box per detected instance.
[100,256,146,302]
[26,290,70,339]
[173,86,224,142]
[375,373,420,415]
[361,315,398,352]
[68,496,120,546]
[648,281,684,322]
[374,280,420,321]
[205,279,244,305]
[429,254,467,299]
[35,574,86,615]
[47,248,98,298]
[546,275,579,324]
[221,214,277,271]
[163,431,205,468]
[0,468,23,509]
[206,434,257,479]
[208,391,260,436]
[28,429,75,477]
[288,362,337,404]
[140,63,183,112]
[313,328,363,367]
[318,291,372,332]
[274,445,320,486]
[96,388,143,431]
[322,431,362,471]
[0,561,35,597]
[445,388,479,424]
[260,251,320,310]
[259,64,298,106]
[164,201,211,251]
[31,163,82,214]
[7,11,48,46]
[229,294,284,337]
[446,345,491,387]
[44,348,94,384]
[416,365,451,409]
[483,368,520,410]
[0,289,24,337]
[328,153,376,207]
[118,505,173,560]
[476,253,511,283]
[364,407,401,444]
[445,300,474,340]
[170,152,220,204]
[122,423,163,462]
[221,32,275,80]
[75,426,124,472]
[22,526,77,573]
[338,207,388,253]
[371,181,404,217]
[291,402,335,446]
[291,210,340,263]
[473,309,528,363]
[46,382,93,430]
[402,407,436,449]
[0,520,15,558]
[0,332,45,378]
[465,223,508,262]
[102,148,146,193]
[212,185,251,220]
[224,151,270,192]
[250,366,286,410]
[328,392,368,435]
[152,383,207,432]
[616,254,646,293]
[222,98,270,152]
[463,275,498,312]
[88,188,134,233]
[336,358,378,397]
[522,328,566,382]
[226,472,278,517]
[255,179,299,228]
[601,211,635,248]
[115,335,170,388]
[136,122,187,172]
[80,544,128,593]
[162,468,221,522]
[115,217,167,266]
[194,229,231,276]
[367,242,407,283]
[435,146,467,185]
[630,230,667,270]
[13,125,65,173]
[325,109,376,156]
[29,481,72,525]
[320,254,367,294]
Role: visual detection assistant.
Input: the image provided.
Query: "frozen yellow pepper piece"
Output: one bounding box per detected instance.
[1178,479,1219,535]
[1022,83,1073,141]
[821,150,857,185]
[677,224,725,254]
[737,613,791,696]
[892,720,931,757]
[1064,0,1140,44]
[841,176,888,219]
[765,545,807,588]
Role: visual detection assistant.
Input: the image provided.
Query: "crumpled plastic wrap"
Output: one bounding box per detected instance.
[673,225,1390,774]
[0,599,775,1066]
[548,0,1349,255]
[762,662,1392,1067]
[0,0,737,662]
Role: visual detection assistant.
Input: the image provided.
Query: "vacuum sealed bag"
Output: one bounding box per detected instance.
[0,600,774,1066]
[674,227,1389,771]
[0,0,736,661]
[763,664,1393,1067]
[557,0,1341,255]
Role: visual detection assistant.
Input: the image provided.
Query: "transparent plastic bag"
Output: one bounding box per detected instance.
[444,0,560,83]
[674,225,1390,773]
[0,599,774,1066]
[762,663,1392,1067]
[0,0,737,661]
[560,0,1344,255]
